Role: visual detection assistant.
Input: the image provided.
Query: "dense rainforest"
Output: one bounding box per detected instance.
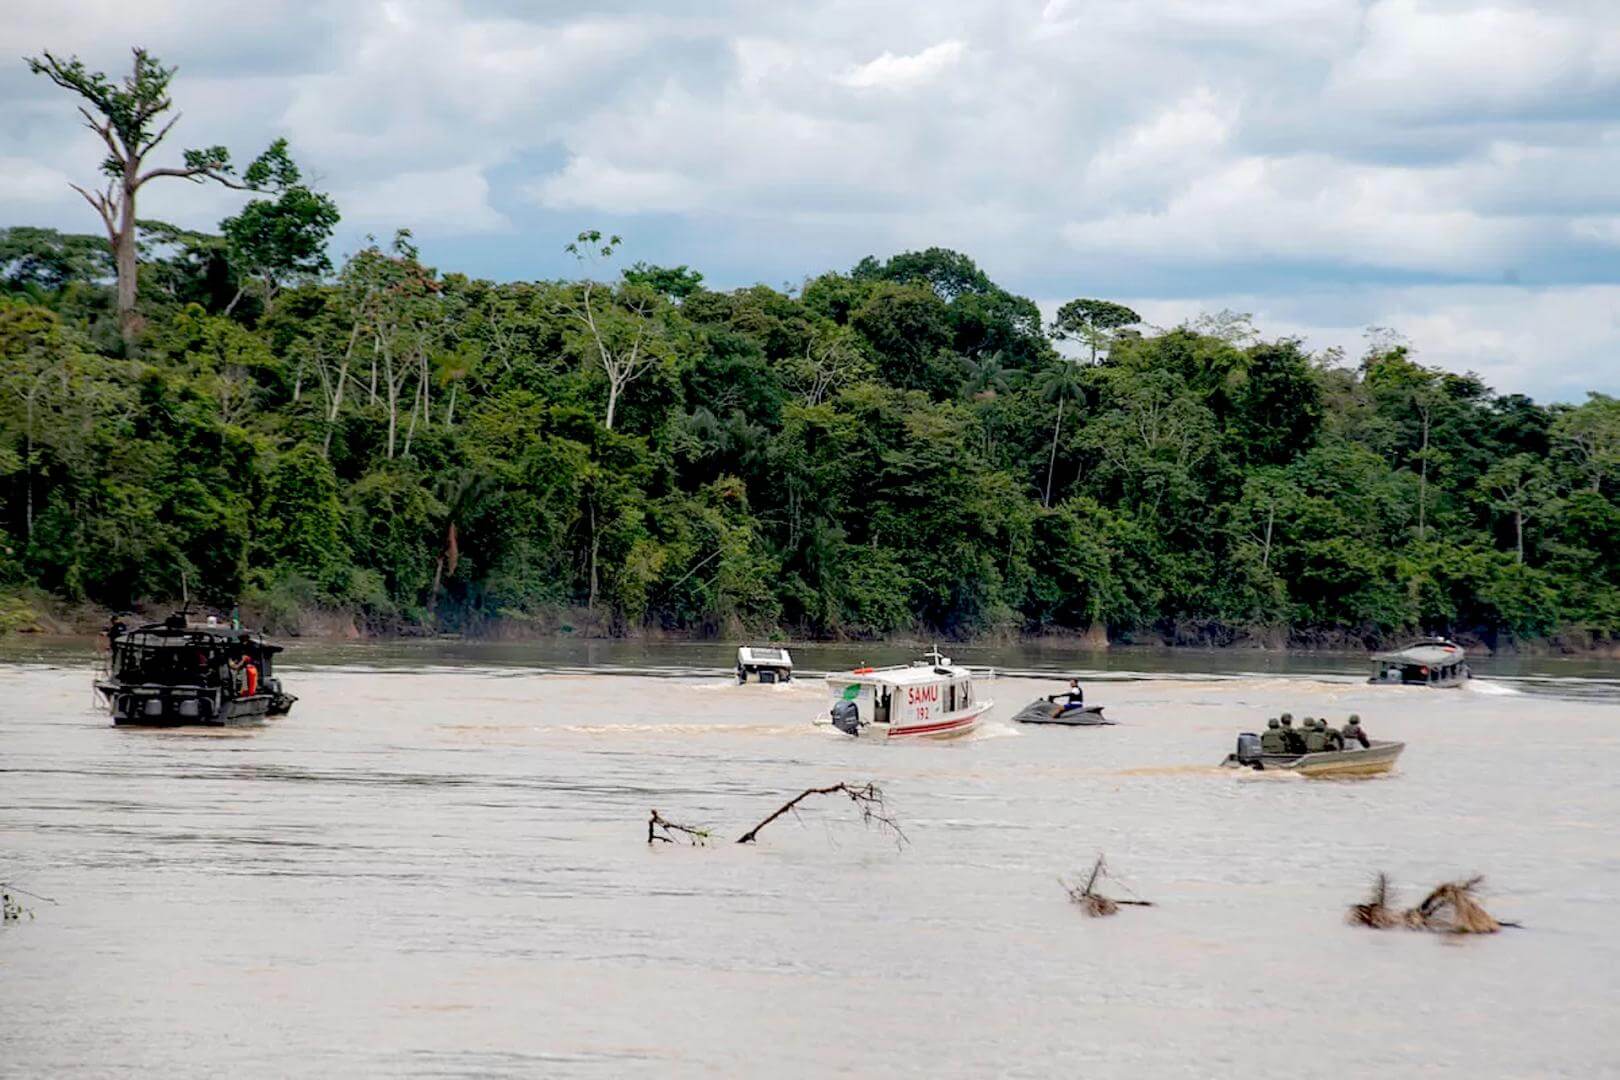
[5,51,1620,649]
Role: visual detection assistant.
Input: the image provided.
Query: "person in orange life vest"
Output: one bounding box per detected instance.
[227,632,258,695]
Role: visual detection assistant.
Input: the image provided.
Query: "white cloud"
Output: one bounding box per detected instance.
[1107,284,1620,400]
[337,165,507,233]
[1083,87,1235,199]
[0,157,73,203]
[7,1,1620,399]
[1327,0,1614,119]
[529,157,701,215]
[837,40,965,90]
[1064,152,1540,275]
[1570,216,1620,247]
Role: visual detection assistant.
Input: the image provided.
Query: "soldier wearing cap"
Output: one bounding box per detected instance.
[1260,717,1286,754]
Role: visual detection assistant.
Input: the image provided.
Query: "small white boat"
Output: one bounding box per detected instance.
[822,648,991,740]
[1370,638,1469,687]
[736,645,793,684]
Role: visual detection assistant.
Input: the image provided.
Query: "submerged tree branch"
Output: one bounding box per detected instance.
[648,810,711,846]
[1062,855,1154,917]
[736,782,905,845]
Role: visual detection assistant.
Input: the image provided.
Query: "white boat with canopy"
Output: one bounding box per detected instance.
[822,648,991,740]
[1369,638,1470,687]
[736,645,793,683]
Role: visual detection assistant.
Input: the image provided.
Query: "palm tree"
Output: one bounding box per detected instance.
[961,351,1013,400]
[1034,360,1084,507]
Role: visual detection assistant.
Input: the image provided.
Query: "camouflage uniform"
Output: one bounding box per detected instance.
[1279,714,1305,754]
[1260,717,1286,754]
[1344,715,1370,748]
[1303,717,1327,753]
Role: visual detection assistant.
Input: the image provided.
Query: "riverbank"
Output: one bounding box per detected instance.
[8,587,1620,660]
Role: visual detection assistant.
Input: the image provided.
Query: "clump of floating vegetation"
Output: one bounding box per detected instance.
[1348,873,1518,934]
[1347,872,1404,928]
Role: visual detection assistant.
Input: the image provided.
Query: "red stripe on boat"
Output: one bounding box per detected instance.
[890,714,976,737]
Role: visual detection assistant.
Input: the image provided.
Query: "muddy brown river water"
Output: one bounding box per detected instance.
[2,642,1618,1077]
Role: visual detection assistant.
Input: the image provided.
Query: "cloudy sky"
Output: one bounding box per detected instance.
[4,0,1619,400]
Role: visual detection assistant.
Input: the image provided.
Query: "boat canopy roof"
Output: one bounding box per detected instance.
[830,662,972,688]
[1371,639,1464,666]
[737,645,792,666]
[115,617,282,654]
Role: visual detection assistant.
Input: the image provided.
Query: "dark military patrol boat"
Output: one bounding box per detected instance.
[95,612,297,726]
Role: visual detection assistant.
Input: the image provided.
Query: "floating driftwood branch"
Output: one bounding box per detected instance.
[1062,855,1154,917]
[736,782,905,846]
[648,810,711,846]
[1348,873,1519,934]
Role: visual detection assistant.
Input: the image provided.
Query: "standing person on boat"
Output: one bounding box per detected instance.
[227,632,258,695]
[1344,715,1370,748]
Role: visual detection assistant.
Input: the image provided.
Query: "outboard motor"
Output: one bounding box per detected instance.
[829,700,862,736]
[1234,731,1263,766]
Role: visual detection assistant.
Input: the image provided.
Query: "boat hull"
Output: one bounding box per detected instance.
[1013,700,1112,726]
[1222,740,1405,777]
[866,700,992,740]
[101,683,294,727]
[1368,672,1468,688]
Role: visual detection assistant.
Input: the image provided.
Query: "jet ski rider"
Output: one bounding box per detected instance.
[1046,678,1085,711]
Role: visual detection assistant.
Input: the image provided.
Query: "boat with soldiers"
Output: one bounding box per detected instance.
[1369,637,1470,687]
[95,612,297,726]
[1220,713,1403,777]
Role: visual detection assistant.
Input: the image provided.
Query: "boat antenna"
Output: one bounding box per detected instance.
[179,567,192,618]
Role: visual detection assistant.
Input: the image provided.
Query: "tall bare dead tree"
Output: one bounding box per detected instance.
[562,230,670,431]
[26,48,253,347]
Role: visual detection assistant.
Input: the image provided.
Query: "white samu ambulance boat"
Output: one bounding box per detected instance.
[822,648,992,740]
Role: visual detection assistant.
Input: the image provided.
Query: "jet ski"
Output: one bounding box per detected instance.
[1012,698,1113,726]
